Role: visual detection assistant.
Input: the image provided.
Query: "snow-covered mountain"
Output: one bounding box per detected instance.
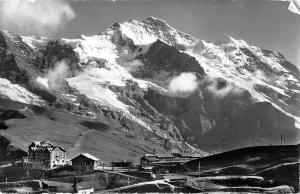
[0,17,299,156]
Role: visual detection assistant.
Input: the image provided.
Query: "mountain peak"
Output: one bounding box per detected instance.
[227,35,249,48]
[107,16,197,47]
[142,16,171,28]
[0,16,300,162]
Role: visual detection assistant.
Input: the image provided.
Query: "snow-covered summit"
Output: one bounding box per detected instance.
[103,16,197,47]
[9,17,300,129]
[1,17,299,153]
[185,35,300,128]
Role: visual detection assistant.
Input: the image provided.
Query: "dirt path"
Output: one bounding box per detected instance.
[67,129,94,158]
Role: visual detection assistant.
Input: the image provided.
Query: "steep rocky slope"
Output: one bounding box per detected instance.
[0,16,299,156]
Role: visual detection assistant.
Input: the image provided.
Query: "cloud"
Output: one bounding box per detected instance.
[208,82,243,98]
[0,0,75,35]
[47,60,70,91]
[71,0,156,1]
[253,70,269,82]
[168,72,198,95]
[288,0,300,15]
[121,59,144,73]
[253,69,289,86]
[201,77,244,99]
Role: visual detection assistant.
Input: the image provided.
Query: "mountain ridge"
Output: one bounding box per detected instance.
[0,17,299,159]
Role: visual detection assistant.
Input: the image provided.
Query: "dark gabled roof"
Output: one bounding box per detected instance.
[111,160,133,164]
[70,153,100,161]
[142,152,202,161]
[143,157,159,162]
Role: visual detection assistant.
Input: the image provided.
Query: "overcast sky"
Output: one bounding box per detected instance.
[0,0,299,66]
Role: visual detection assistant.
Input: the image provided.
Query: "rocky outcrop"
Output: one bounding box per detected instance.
[0,136,10,161]
[0,122,8,130]
[0,110,25,131]
[108,83,185,146]
[143,80,299,152]
[0,31,57,103]
[262,49,300,77]
[0,110,26,120]
[36,40,81,74]
[0,32,30,84]
[0,135,27,162]
[134,39,205,85]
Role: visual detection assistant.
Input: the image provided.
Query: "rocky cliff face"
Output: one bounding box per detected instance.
[0,17,299,156]
[0,135,27,162]
[0,136,10,161]
[134,40,205,82]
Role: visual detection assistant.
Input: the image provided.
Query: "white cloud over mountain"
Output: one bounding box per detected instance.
[0,0,75,35]
[168,72,198,95]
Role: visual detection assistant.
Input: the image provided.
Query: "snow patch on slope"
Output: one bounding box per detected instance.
[62,32,167,91]
[0,78,44,105]
[71,34,117,64]
[66,67,152,131]
[67,70,128,111]
[120,21,157,45]
[36,76,49,89]
[186,37,300,129]
[59,29,174,131]
[21,35,48,50]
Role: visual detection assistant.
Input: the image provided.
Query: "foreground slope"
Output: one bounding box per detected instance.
[182,144,299,192]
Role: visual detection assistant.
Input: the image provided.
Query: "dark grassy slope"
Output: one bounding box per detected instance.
[257,162,299,193]
[182,145,300,192]
[0,99,168,164]
[184,145,299,172]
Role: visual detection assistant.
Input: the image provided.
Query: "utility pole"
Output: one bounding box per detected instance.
[280,132,283,150]
[198,161,201,178]
[222,135,227,151]
[246,154,250,169]
[72,177,78,194]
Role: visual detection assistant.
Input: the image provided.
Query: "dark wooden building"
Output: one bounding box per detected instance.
[140,153,202,167]
[71,153,100,171]
[111,160,133,168]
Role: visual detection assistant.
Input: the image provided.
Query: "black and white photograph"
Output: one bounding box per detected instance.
[0,0,299,193]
